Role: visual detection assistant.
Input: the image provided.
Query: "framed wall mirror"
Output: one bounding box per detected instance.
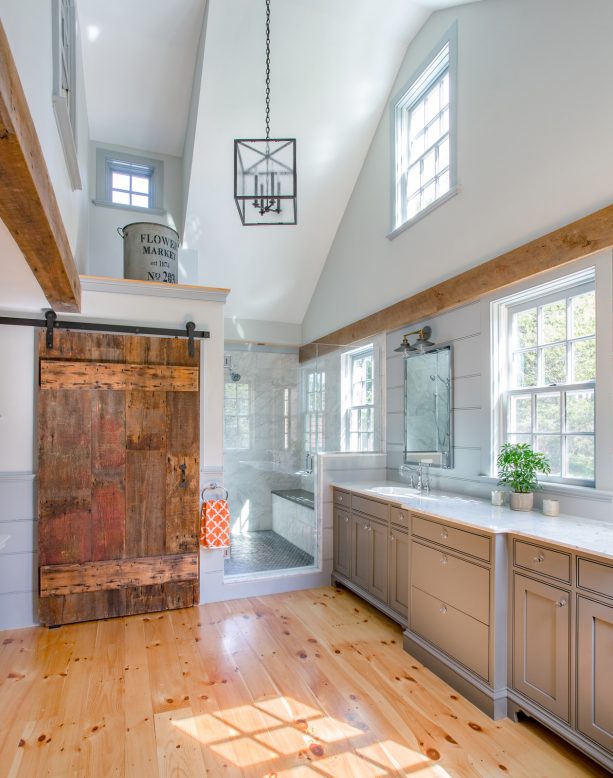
[404,344,453,468]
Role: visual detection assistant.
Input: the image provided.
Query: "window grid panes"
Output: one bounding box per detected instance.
[505,286,595,484]
[304,371,325,452]
[224,382,250,450]
[395,42,451,227]
[109,160,153,208]
[347,351,374,452]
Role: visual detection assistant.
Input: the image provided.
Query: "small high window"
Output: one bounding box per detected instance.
[390,26,456,235]
[109,159,154,209]
[94,148,164,213]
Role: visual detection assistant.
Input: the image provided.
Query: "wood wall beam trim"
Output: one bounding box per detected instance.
[40,361,199,391]
[299,202,613,361]
[0,22,81,312]
[39,553,198,596]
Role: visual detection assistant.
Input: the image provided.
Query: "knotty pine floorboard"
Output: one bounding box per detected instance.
[0,586,607,777]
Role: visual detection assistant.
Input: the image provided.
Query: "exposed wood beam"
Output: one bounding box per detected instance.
[299,202,613,361]
[0,22,81,312]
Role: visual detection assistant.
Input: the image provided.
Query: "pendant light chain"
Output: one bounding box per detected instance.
[265,0,271,140]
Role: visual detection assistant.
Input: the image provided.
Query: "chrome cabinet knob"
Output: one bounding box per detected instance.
[344,516,349,523]
[555,598,567,608]
[440,604,448,614]
[440,554,448,565]
[390,534,396,542]
[534,552,545,563]
[441,529,449,540]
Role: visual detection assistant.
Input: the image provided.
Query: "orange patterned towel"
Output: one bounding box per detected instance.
[200,499,231,548]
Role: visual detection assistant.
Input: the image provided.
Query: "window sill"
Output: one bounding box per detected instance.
[387,185,458,241]
[478,475,613,503]
[92,199,166,216]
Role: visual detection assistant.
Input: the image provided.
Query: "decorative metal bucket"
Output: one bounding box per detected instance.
[118,222,179,284]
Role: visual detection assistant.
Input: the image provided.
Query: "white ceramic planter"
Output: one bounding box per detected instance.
[510,492,534,511]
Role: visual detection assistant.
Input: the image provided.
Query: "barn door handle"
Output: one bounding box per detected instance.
[179,463,187,488]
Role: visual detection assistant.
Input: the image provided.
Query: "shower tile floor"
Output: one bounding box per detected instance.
[224,530,314,576]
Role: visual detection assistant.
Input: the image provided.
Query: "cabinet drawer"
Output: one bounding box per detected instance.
[351,494,389,522]
[390,507,410,530]
[412,514,490,562]
[333,489,350,508]
[514,540,571,583]
[578,557,613,599]
[411,541,489,624]
[411,586,489,681]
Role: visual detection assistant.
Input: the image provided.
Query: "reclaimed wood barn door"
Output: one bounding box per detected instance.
[37,331,200,626]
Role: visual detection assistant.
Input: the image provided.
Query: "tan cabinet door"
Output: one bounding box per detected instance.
[333,507,351,579]
[351,515,370,591]
[368,519,389,603]
[37,331,200,626]
[389,529,409,618]
[577,596,613,751]
[513,574,570,722]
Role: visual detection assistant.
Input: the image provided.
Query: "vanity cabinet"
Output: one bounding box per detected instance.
[332,488,406,625]
[331,486,613,771]
[408,516,495,692]
[512,573,570,722]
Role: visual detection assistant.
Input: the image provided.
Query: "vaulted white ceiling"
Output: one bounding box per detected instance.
[75,0,477,325]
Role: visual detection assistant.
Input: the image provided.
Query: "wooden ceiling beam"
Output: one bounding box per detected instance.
[0,22,80,312]
[299,202,613,362]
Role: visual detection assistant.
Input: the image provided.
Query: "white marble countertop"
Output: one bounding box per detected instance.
[331,480,613,561]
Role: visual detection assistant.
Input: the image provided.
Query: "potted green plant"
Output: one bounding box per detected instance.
[496,443,551,511]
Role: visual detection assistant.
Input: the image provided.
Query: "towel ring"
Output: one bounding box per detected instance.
[202,482,228,501]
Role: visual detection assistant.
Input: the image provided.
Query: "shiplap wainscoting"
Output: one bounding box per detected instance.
[0,473,37,629]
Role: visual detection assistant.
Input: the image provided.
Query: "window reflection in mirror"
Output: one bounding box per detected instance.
[404,345,453,468]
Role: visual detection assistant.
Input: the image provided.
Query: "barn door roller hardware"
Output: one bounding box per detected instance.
[0,310,210,353]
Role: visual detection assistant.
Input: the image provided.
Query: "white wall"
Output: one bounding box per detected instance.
[225,318,302,347]
[87,141,184,279]
[302,0,613,342]
[0,0,90,272]
[385,252,613,521]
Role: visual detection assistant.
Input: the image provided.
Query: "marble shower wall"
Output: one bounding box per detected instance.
[224,348,310,534]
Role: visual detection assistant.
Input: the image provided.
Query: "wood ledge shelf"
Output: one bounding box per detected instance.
[80,275,230,303]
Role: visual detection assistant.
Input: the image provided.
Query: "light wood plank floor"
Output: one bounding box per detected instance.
[0,586,607,777]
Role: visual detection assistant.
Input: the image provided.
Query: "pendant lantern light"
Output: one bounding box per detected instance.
[234,0,297,225]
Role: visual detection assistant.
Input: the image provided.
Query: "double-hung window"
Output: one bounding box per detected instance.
[224,382,251,450]
[391,26,456,233]
[495,270,596,485]
[304,370,325,452]
[343,346,375,452]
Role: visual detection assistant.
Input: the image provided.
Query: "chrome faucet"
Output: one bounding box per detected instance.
[399,463,430,493]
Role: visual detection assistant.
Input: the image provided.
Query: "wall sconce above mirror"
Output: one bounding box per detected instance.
[394,326,435,356]
[404,343,453,469]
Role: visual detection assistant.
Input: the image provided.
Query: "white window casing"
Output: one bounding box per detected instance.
[388,23,457,239]
[94,148,165,215]
[52,0,82,190]
[492,267,598,488]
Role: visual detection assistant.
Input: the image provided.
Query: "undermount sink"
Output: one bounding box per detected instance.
[367,485,419,497]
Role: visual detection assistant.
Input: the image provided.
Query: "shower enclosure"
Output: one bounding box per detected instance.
[223,347,317,577]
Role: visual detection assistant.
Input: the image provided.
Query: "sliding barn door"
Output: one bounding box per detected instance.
[37,331,200,626]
